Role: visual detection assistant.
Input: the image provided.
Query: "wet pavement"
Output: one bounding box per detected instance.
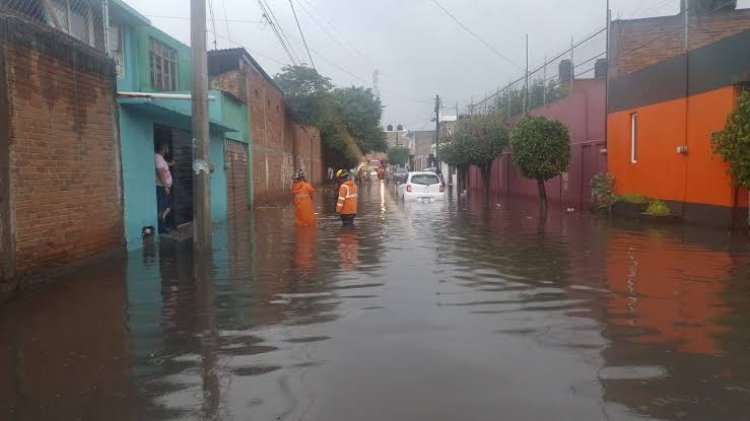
[3,181,750,420]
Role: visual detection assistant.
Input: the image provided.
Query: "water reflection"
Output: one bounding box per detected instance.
[2,184,750,419]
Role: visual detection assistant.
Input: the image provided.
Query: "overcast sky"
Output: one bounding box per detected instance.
[123,0,750,131]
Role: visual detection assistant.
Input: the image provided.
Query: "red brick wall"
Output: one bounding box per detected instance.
[211,57,323,205]
[611,11,750,77]
[2,18,122,279]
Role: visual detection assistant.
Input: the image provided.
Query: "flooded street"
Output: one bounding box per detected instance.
[3,181,750,420]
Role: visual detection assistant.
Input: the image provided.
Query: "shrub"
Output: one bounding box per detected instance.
[643,200,671,216]
[590,173,616,212]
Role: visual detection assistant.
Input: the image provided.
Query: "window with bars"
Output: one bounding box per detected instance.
[108,23,124,76]
[150,39,179,91]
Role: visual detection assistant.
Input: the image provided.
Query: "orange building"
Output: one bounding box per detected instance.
[608,9,750,227]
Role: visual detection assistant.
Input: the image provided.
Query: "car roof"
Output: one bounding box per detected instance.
[409,171,439,176]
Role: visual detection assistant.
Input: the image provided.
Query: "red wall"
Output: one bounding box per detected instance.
[469,80,607,209]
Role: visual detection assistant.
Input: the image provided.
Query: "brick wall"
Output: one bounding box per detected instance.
[0,16,122,281]
[210,53,323,205]
[611,10,750,77]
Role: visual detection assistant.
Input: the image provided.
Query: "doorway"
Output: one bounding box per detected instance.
[154,125,193,227]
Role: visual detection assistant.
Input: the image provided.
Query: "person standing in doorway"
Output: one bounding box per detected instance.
[155,142,173,234]
[291,169,316,227]
[335,169,358,226]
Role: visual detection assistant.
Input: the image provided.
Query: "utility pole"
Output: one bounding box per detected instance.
[524,34,530,115]
[435,94,441,166]
[191,0,212,253]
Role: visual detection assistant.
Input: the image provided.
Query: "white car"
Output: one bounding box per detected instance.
[398,172,445,203]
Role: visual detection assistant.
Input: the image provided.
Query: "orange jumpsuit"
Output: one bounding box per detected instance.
[292,181,316,226]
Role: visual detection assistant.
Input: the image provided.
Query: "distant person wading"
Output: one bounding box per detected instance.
[336,169,358,226]
[291,169,316,227]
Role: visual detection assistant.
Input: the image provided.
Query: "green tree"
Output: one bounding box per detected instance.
[453,114,509,196]
[440,137,470,192]
[713,89,750,222]
[387,146,410,167]
[273,65,334,124]
[334,86,388,155]
[273,67,386,168]
[510,116,571,210]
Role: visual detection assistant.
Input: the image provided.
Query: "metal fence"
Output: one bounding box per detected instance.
[468,27,607,118]
[0,0,110,54]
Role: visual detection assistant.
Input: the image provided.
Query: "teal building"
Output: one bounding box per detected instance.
[109,0,250,250]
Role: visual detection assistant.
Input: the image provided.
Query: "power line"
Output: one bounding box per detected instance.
[256,0,299,65]
[220,0,232,42]
[288,0,316,69]
[259,0,302,63]
[145,14,262,24]
[208,0,218,49]
[428,0,523,71]
[296,0,374,68]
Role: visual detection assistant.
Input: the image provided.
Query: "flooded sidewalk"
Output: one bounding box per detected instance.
[3,181,750,420]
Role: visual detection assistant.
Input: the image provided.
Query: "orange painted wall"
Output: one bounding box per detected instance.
[608,86,747,208]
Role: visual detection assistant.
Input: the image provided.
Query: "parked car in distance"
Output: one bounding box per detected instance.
[398,172,445,203]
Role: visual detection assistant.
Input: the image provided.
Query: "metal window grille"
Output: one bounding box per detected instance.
[0,0,108,53]
[150,38,179,91]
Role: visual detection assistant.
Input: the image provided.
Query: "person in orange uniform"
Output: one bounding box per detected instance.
[291,170,316,227]
[335,169,358,226]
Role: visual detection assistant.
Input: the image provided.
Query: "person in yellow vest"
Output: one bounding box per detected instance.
[335,169,358,226]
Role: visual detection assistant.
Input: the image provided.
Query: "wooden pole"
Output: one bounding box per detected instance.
[191,0,212,253]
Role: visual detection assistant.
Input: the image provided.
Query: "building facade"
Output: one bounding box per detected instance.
[0,4,122,287]
[208,48,322,205]
[608,9,750,227]
[110,1,248,250]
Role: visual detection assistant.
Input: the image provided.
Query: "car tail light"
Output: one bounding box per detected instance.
[439,184,445,193]
[406,184,412,193]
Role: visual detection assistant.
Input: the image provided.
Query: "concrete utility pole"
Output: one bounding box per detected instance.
[524,34,530,115]
[435,94,441,166]
[191,0,212,253]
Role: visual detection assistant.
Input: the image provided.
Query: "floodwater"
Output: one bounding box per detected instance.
[3,182,750,421]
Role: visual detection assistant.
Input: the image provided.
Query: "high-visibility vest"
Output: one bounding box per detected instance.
[336,181,358,215]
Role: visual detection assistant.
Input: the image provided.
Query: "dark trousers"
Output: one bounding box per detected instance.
[340,214,356,226]
[156,186,172,233]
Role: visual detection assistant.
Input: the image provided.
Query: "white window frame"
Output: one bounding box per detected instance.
[630,113,639,164]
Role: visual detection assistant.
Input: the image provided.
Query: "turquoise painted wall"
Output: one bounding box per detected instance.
[113,9,249,250]
[119,108,157,248]
[119,104,230,250]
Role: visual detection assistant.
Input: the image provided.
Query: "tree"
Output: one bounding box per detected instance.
[396,124,404,131]
[713,89,750,223]
[447,114,508,196]
[510,116,571,211]
[273,65,334,124]
[387,146,410,167]
[334,86,388,155]
[274,67,386,168]
[439,138,470,192]
[386,124,393,131]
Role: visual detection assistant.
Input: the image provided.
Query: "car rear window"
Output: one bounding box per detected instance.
[411,174,440,185]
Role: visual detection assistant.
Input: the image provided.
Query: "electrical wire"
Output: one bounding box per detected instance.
[256,0,299,65]
[220,0,232,42]
[288,0,316,69]
[428,0,523,71]
[259,0,302,63]
[208,0,218,49]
